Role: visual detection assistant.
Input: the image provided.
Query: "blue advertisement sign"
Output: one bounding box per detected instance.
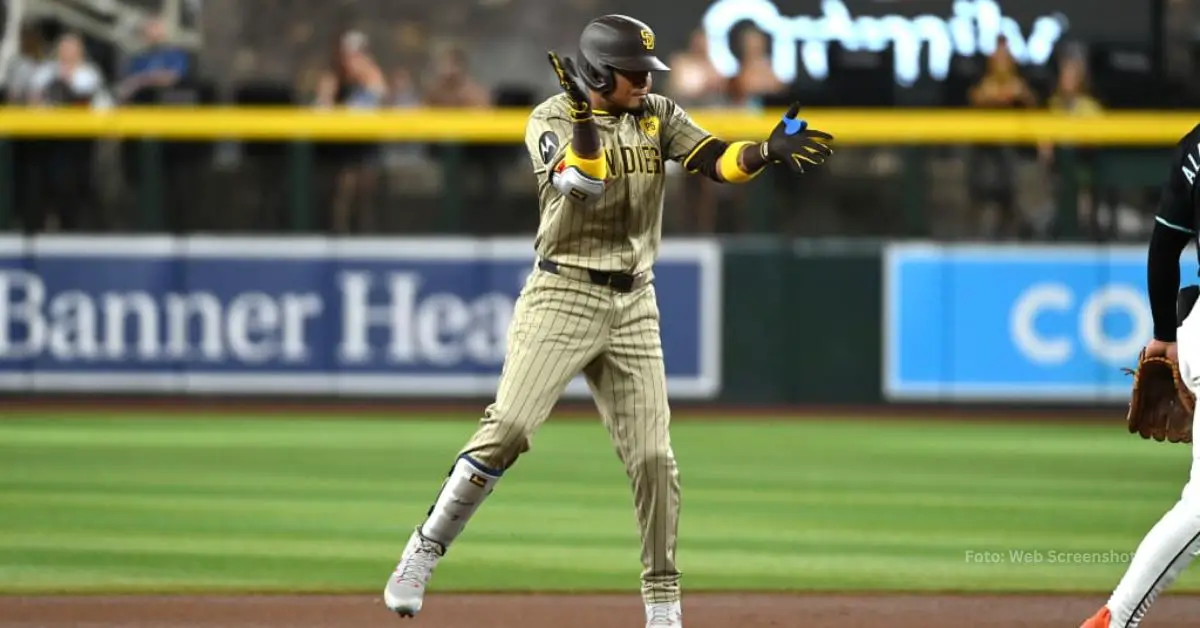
[0,236,722,398]
[883,243,1198,401]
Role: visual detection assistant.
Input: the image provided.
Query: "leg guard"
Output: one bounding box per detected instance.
[419,455,503,549]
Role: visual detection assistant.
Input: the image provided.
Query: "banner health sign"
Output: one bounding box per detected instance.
[0,237,722,398]
[884,243,1199,402]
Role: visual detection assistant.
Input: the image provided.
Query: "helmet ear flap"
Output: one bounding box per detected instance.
[597,67,614,94]
[576,53,613,94]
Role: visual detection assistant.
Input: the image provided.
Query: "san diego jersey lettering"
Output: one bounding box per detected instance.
[522,93,711,273]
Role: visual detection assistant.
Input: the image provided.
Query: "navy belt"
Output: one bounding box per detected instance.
[537,259,639,293]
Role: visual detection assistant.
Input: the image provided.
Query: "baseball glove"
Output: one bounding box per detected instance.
[1123,350,1194,444]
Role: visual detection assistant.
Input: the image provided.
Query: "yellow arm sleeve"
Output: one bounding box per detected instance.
[717,141,764,183]
[563,146,607,180]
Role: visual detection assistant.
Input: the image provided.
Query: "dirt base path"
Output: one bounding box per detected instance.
[3,593,1199,628]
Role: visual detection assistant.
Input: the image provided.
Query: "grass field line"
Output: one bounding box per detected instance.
[0,521,1143,561]
[0,480,1174,519]
[3,414,1197,594]
[5,458,1178,491]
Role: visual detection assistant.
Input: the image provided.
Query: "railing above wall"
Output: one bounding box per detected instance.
[0,107,1185,238]
[0,107,1194,143]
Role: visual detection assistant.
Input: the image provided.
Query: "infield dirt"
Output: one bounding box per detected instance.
[3,593,1200,627]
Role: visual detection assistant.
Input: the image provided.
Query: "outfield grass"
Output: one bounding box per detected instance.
[1,414,1197,594]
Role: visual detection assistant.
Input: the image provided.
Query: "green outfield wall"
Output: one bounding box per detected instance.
[720,239,884,405]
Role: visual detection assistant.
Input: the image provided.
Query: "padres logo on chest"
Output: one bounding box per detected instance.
[639,115,660,138]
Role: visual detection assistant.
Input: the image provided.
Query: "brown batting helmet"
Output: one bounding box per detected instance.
[576,15,670,93]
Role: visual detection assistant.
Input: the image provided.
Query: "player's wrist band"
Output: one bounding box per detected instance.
[568,105,593,122]
[759,142,771,162]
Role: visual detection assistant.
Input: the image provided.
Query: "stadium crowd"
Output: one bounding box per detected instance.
[1,0,1198,239]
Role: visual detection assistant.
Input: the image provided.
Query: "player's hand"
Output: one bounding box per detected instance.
[547,51,591,120]
[763,103,834,174]
[1145,339,1178,362]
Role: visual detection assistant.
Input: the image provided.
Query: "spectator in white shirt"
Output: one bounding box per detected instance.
[29,33,111,109]
[24,33,109,233]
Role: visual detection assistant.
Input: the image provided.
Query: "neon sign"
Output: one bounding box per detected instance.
[702,0,1068,86]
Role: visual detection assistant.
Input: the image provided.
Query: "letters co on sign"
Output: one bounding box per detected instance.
[883,244,1194,402]
[702,0,1067,86]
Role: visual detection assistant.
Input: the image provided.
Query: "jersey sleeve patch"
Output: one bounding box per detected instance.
[538,131,560,165]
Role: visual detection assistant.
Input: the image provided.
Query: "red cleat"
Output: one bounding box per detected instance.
[1079,606,1111,628]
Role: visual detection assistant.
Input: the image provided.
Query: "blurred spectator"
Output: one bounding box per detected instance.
[1162,0,1199,106]
[111,16,202,234]
[314,30,386,233]
[385,67,424,167]
[4,24,48,104]
[295,60,326,103]
[1039,53,1103,156]
[422,46,490,108]
[668,29,727,106]
[181,0,203,31]
[1045,55,1102,116]
[1039,53,1107,237]
[668,29,729,233]
[6,24,48,235]
[421,46,494,234]
[730,27,790,233]
[26,33,111,233]
[729,27,785,110]
[966,36,1037,239]
[28,33,109,107]
[116,16,190,103]
[389,67,421,108]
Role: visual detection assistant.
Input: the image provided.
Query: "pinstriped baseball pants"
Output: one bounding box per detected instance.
[458,267,681,604]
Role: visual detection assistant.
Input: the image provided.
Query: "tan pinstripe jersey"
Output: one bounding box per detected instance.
[524,93,713,274]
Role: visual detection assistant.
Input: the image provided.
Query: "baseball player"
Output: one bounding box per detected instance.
[1080,122,1200,628]
[382,14,833,628]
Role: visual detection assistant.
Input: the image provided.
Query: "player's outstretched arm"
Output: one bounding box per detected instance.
[676,102,834,184]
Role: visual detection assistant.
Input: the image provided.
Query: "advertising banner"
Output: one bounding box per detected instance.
[621,0,1155,87]
[883,243,1197,402]
[0,237,722,398]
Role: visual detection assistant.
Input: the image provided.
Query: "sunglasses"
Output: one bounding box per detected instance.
[613,68,651,88]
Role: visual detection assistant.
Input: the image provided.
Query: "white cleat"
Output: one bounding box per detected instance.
[383,527,445,618]
[645,601,683,628]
